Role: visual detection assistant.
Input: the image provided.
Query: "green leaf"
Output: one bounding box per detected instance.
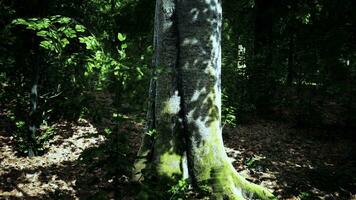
[75,24,86,32]
[36,30,48,37]
[57,17,71,24]
[60,38,70,48]
[104,128,112,135]
[15,121,25,128]
[117,33,126,41]
[12,18,28,25]
[121,43,127,49]
[63,27,76,38]
[146,129,157,137]
[79,36,99,50]
[39,40,54,51]
[136,67,144,77]
[29,18,50,30]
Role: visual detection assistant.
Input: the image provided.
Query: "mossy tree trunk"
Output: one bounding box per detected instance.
[134,0,276,199]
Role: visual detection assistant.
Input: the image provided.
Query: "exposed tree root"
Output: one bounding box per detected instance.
[209,163,277,200]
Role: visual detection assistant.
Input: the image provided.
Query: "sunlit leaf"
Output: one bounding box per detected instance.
[60,38,70,48]
[63,28,76,38]
[36,30,48,37]
[39,40,54,51]
[117,33,126,41]
[75,24,86,32]
[121,43,127,49]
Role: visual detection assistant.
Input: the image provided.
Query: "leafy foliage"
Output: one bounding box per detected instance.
[0,0,152,154]
[168,179,190,200]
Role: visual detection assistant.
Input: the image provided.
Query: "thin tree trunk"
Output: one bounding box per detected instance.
[286,35,295,86]
[28,41,40,157]
[249,0,274,113]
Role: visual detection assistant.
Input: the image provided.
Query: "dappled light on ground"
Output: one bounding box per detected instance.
[0,119,105,199]
[1,113,355,199]
[224,121,356,200]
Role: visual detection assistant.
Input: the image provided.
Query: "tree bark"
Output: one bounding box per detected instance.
[28,36,41,157]
[134,0,276,199]
[248,0,275,114]
[28,56,39,157]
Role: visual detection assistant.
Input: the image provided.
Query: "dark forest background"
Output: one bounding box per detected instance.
[0,0,355,199]
[1,0,355,150]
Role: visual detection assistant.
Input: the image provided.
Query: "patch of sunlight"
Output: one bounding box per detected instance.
[292,81,318,86]
[182,38,199,46]
[162,90,180,115]
[190,8,199,22]
[204,64,214,75]
[182,151,189,179]
[232,185,243,197]
[162,0,174,15]
[190,87,206,102]
[158,151,182,177]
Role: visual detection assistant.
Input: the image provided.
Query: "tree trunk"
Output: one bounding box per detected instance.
[286,35,295,86]
[248,0,275,114]
[28,37,41,157]
[134,0,276,199]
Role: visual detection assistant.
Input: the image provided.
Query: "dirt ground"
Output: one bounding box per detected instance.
[1,112,355,199]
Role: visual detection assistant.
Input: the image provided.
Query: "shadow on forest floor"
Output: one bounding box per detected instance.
[0,92,143,200]
[0,116,143,200]
[1,96,355,199]
[224,121,356,200]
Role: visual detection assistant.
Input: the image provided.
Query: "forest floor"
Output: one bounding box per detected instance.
[1,97,356,199]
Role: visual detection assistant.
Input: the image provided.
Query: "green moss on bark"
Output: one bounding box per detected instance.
[157,151,182,178]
